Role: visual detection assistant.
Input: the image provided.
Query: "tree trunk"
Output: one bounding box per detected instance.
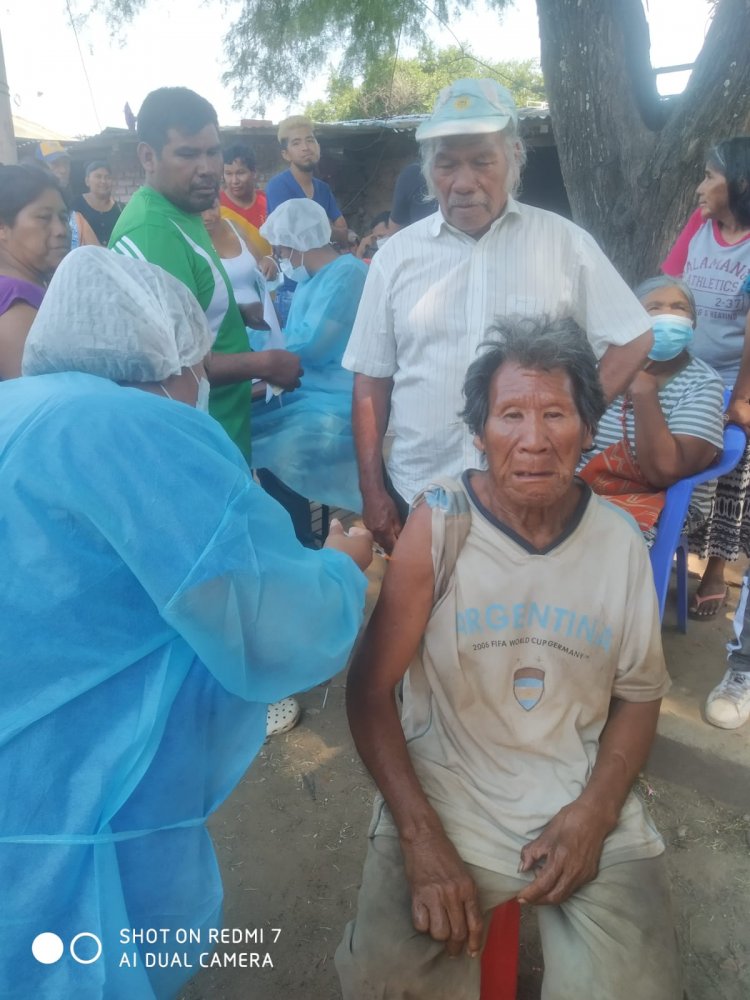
[536,0,750,283]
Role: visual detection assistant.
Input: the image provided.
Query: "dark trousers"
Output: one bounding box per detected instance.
[383,465,410,525]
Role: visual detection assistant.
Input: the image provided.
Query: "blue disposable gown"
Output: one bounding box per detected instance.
[251,255,368,512]
[0,372,367,999]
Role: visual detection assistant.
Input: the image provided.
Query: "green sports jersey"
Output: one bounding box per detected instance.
[110,186,252,459]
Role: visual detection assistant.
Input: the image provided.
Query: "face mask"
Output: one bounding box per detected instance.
[278,254,309,284]
[375,236,389,250]
[191,367,210,412]
[648,314,694,361]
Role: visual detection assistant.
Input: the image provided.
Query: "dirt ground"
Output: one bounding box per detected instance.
[180,660,750,1000]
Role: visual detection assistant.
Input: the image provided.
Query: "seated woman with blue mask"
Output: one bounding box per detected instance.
[579,275,724,545]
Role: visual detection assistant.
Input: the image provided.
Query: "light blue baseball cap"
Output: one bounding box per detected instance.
[415,78,518,142]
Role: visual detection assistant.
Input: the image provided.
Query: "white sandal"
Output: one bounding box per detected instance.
[265,697,301,737]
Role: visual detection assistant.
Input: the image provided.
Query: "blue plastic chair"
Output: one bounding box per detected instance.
[649,409,747,630]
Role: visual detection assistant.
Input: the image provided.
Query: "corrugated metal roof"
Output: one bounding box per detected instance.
[65,105,552,147]
[12,115,72,141]
[312,106,551,132]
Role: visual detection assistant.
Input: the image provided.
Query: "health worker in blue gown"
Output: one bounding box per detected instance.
[0,246,372,1000]
[253,199,368,516]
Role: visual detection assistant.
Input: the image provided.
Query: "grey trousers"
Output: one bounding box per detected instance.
[335,834,682,1000]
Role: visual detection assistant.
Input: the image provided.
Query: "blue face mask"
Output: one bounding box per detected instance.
[648,314,694,361]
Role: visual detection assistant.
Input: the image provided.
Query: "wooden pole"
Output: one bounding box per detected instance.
[0,27,17,164]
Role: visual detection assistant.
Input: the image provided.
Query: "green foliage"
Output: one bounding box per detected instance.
[93,0,518,113]
[220,0,472,112]
[306,46,545,121]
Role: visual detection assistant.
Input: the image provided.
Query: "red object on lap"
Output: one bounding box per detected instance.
[480,899,521,999]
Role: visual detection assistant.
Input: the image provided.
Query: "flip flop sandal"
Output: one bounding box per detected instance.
[688,586,728,620]
[265,697,301,738]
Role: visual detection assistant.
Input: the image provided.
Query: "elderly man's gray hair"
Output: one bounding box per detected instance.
[419,126,527,201]
[460,315,606,437]
[633,275,697,322]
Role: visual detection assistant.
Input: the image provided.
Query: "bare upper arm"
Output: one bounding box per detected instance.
[598,331,653,401]
[348,502,435,695]
[240,232,262,264]
[0,302,38,379]
[352,373,395,434]
[353,372,394,402]
[669,433,719,481]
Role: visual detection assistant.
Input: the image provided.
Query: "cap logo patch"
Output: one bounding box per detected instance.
[454,97,471,110]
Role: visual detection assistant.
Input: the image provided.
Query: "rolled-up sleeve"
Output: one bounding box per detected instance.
[573,230,652,359]
[342,255,398,378]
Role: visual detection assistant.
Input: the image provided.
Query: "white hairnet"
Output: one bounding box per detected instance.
[260,199,332,252]
[22,246,213,383]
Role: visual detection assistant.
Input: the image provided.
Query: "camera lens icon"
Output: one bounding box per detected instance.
[32,932,102,965]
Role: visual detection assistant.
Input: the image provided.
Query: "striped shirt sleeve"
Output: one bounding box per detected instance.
[573,228,652,358]
[663,361,724,448]
[341,254,397,377]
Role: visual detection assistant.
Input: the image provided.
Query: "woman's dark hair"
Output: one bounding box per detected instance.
[137,87,219,154]
[460,315,607,438]
[223,144,256,171]
[0,164,61,226]
[85,160,110,178]
[707,137,750,227]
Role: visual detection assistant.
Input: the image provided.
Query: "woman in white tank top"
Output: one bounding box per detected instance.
[201,199,283,343]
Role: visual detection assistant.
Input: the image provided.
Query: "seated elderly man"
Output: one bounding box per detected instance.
[2,247,372,999]
[336,316,681,1000]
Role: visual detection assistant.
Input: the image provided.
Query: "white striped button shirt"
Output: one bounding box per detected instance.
[342,198,652,503]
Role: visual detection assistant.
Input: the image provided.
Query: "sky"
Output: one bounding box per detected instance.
[2,0,716,138]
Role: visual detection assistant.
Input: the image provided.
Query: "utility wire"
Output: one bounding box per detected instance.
[414,0,525,87]
[64,0,102,132]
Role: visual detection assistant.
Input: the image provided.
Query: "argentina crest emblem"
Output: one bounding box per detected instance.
[513,667,545,711]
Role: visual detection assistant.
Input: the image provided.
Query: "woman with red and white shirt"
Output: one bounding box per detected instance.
[662,136,750,621]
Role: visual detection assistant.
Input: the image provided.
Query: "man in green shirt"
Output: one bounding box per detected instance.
[110,87,301,460]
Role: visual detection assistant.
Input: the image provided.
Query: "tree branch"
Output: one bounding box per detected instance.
[611,0,670,130]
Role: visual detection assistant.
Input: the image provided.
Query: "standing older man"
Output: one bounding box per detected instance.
[343,78,653,552]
